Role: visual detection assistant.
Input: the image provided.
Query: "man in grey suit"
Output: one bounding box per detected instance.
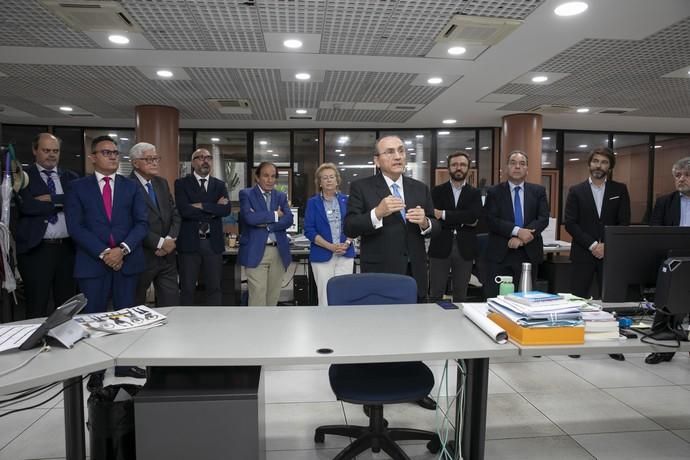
[129,142,181,307]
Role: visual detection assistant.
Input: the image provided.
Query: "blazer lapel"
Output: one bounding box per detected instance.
[132,174,161,216]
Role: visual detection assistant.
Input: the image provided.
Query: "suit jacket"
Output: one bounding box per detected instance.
[428,181,483,260]
[485,181,549,265]
[129,173,181,267]
[564,179,630,262]
[15,164,79,254]
[344,173,440,297]
[650,192,682,226]
[304,192,355,263]
[238,186,293,269]
[65,174,148,278]
[174,174,232,254]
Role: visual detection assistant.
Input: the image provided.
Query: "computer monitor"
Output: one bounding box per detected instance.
[287,207,299,233]
[602,226,690,303]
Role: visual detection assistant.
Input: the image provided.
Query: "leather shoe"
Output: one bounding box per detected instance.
[416,395,437,410]
[609,353,625,361]
[645,352,674,364]
[114,366,147,379]
[86,371,105,392]
[568,355,581,358]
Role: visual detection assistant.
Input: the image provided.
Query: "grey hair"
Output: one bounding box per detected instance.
[129,142,156,159]
[672,156,690,173]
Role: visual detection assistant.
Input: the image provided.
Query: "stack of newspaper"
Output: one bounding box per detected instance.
[74,306,167,335]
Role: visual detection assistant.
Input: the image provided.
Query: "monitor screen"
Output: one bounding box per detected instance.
[287,207,299,233]
[601,226,690,302]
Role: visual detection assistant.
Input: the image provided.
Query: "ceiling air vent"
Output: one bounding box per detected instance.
[68,113,96,117]
[207,98,252,114]
[39,1,141,32]
[288,115,315,120]
[597,108,637,115]
[527,104,577,114]
[388,103,424,112]
[436,15,522,46]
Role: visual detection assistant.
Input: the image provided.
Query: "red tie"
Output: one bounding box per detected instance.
[102,177,115,247]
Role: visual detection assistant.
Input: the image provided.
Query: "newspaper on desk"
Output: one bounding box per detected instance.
[74,305,167,336]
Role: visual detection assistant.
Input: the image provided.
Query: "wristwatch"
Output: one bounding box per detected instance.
[119,243,130,256]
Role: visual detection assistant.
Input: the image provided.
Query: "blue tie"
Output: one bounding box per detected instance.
[513,186,524,228]
[42,170,58,224]
[391,183,406,222]
[146,181,158,209]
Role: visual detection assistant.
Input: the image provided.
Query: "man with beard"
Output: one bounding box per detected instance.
[565,146,630,361]
[428,151,482,302]
[644,156,690,364]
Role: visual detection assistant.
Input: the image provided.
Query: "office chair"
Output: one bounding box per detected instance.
[314,273,442,460]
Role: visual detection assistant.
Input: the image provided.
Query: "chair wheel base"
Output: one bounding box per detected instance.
[427,435,442,454]
[314,431,325,443]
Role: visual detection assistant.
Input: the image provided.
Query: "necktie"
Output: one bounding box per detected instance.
[42,170,58,224]
[102,177,115,247]
[199,178,207,192]
[391,183,406,222]
[146,181,158,209]
[198,179,210,236]
[264,192,276,242]
[513,185,524,228]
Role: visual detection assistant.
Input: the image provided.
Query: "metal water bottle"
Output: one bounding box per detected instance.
[519,262,532,292]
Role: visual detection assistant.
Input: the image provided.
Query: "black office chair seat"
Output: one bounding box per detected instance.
[314,361,441,460]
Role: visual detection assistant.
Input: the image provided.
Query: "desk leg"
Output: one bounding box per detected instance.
[461,357,489,460]
[63,376,86,460]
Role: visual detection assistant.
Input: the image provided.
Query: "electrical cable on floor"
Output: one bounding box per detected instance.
[435,359,466,460]
[0,382,61,409]
[0,376,85,419]
[0,342,51,378]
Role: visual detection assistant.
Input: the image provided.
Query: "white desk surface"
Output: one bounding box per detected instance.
[0,342,113,395]
[113,305,518,367]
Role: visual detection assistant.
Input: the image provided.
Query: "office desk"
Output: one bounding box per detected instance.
[0,341,114,460]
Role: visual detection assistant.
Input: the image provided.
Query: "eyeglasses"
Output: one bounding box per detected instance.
[673,171,690,179]
[93,149,119,158]
[193,155,213,161]
[137,156,161,164]
[39,148,60,154]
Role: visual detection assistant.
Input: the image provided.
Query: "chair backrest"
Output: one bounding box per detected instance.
[326,273,417,306]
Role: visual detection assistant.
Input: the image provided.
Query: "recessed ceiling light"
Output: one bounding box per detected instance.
[295,109,308,114]
[407,148,414,151]
[404,140,412,145]
[447,46,466,56]
[156,70,173,78]
[542,136,551,140]
[338,161,344,165]
[480,146,489,150]
[439,160,446,163]
[259,140,268,145]
[340,168,345,171]
[554,2,589,17]
[543,162,552,165]
[335,149,342,153]
[654,145,662,149]
[415,134,424,139]
[569,158,580,161]
[338,136,349,144]
[438,131,450,135]
[427,77,443,85]
[576,107,590,113]
[442,119,457,124]
[108,34,129,45]
[283,39,303,49]
[108,133,118,138]
[578,144,588,148]
[531,75,548,83]
[339,153,345,157]
[422,160,427,164]
[210,137,220,142]
[120,137,129,141]
[353,173,358,177]
[295,72,311,80]
[59,106,73,112]
[267,150,274,153]
[272,153,279,157]
[367,161,373,164]
[464,147,472,150]
[410,152,416,155]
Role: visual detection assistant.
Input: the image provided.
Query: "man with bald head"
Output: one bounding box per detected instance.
[16,133,79,319]
[175,148,232,305]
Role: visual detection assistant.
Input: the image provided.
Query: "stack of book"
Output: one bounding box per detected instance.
[581,309,620,340]
[487,291,585,345]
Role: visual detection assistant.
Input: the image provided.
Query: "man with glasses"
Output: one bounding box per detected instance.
[66,135,148,386]
[645,156,690,365]
[175,148,232,305]
[16,133,79,319]
[129,142,180,307]
[484,150,549,298]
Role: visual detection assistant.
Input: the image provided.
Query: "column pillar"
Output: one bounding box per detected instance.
[135,105,179,190]
[501,113,543,183]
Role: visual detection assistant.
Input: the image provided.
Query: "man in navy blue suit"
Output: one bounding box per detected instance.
[484,150,549,298]
[175,148,232,305]
[238,162,293,306]
[16,133,79,319]
[65,135,148,314]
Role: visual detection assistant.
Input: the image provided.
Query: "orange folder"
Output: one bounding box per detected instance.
[487,312,585,346]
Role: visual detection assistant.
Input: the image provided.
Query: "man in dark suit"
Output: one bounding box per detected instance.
[66,135,149,385]
[129,142,181,307]
[344,135,440,411]
[565,146,630,361]
[238,162,293,306]
[645,156,690,365]
[485,150,549,298]
[428,151,482,302]
[16,133,79,319]
[175,148,232,305]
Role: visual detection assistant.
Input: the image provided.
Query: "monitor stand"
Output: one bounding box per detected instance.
[648,309,689,342]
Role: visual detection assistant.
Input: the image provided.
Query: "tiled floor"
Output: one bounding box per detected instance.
[1,353,690,459]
